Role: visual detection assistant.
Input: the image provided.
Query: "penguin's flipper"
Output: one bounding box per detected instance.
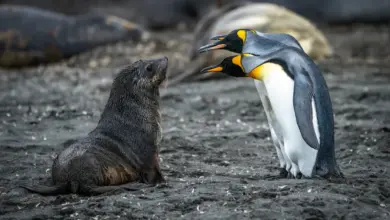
[293,72,320,150]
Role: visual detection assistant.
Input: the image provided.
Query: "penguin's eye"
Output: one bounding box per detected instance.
[146,64,153,72]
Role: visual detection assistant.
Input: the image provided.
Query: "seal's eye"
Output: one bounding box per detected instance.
[146,64,153,72]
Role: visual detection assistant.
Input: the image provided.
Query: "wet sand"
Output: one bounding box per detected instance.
[0,24,389,220]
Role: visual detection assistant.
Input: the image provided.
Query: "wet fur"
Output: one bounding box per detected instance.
[21,58,168,195]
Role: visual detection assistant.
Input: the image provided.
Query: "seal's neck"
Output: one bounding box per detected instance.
[94,85,161,137]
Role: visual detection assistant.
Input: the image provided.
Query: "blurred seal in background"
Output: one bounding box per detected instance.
[169,2,333,84]
[0,5,145,67]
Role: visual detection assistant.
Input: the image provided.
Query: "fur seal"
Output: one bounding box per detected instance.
[20,57,168,195]
[0,5,145,67]
[168,2,333,85]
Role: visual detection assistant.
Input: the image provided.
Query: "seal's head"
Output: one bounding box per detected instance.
[198,29,256,54]
[115,57,169,90]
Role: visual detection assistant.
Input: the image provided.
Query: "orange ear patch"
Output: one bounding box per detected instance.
[232,55,244,72]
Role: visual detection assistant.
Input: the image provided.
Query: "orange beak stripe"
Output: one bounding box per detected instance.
[209,44,226,50]
[206,66,223,72]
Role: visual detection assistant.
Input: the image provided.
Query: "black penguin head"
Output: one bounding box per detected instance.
[198,29,257,54]
[114,57,168,90]
[200,55,247,78]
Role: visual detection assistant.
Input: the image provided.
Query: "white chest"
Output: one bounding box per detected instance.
[260,63,320,144]
[262,65,296,133]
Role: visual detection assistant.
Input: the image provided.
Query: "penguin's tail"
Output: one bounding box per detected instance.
[314,160,344,179]
[20,183,68,195]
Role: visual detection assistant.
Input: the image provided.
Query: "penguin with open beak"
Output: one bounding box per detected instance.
[199,29,306,177]
[198,28,303,55]
[199,31,343,179]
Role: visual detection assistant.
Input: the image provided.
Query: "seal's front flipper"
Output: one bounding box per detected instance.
[20,183,67,195]
[87,186,129,195]
[88,183,149,195]
[89,186,121,195]
[293,72,320,150]
[141,166,165,185]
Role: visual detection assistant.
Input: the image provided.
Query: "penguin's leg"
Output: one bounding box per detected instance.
[254,80,288,177]
[296,143,318,178]
[280,141,293,178]
[290,163,300,178]
[269,126,288,177]
[284,138,317,179]
[283,140,301,179]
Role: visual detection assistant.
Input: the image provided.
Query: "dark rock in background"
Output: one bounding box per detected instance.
[1,0,390,30]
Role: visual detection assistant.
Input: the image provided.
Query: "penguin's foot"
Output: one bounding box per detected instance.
[315,164,345,179]
[289,164,300,178]
[286,171,303,179]
[279,168,289,178]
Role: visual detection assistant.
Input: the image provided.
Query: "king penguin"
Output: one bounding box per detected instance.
[198,29,343,178]
[199,29,307,177]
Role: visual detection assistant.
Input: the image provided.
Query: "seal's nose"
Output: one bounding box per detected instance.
[157,56,168,68]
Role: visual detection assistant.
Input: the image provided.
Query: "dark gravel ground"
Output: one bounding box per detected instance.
[0,24,389,220]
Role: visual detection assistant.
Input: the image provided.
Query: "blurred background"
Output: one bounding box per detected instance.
[1,0,390,28]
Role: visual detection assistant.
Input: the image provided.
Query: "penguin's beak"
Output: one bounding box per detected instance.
[200,64,223,74]
[198,41,226,53]
[210,35,226,41]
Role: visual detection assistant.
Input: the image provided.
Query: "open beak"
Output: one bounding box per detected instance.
[198,41,227,53]
[200,64,223,74]
[210,35,226,41]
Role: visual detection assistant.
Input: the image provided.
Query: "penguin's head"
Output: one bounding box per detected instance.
[200,55,247,78]
[200,54,270,81]
[198,29,256,54]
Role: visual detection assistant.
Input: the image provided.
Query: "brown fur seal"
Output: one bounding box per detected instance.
[20,57,168,195]
[168,2,333,85]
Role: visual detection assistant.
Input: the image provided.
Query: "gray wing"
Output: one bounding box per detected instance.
[293,71,320,150]
[261,33,304,51]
